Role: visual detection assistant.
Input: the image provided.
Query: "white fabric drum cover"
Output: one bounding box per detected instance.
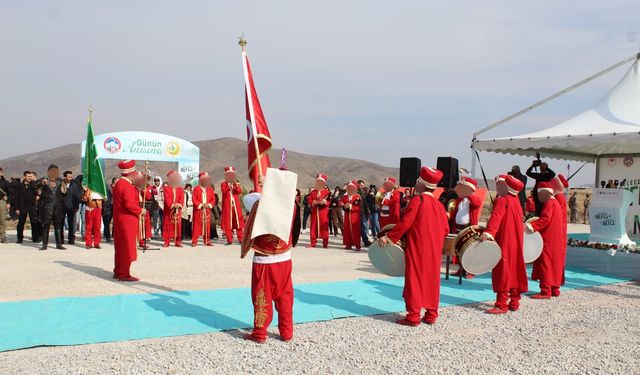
[368,242,405,277]
[459,242,502,275]
[523,231,543,263]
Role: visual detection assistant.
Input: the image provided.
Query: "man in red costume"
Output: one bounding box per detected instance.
[221,166,245,245]
[553,174,569,285]
[133,172,152,249]
[242,167,298,344]
[379,166,449,326]
[526,181,565,299]
[481,174,528,314]
[112,160,142,282]
[307,174,331,248]
[192,171,215,247]
[82,187,104,249]
[379,177,401,229]
[162,170,184,248]
[340,180,361,251]
[450,176,482,278]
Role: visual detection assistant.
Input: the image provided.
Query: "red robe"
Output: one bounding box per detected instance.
[192,185,215,245]
[112,177,142,278]
[307,187,331,247]
[221,182,245,243]
[387,192,449,324]
[162,185,184,245]
[484,194,528,295]
[525,196,536,214]
[555,193,568,283]
[340,194,361,249]
[379,189,401,229]
[530,197,565,294]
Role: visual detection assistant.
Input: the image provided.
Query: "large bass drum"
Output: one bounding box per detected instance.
[453,225,502,275]
[369,224,405,277]
[523,217,543,263]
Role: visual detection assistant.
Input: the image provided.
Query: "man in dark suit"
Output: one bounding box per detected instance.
[61,171,80,244]
[102,177,117,242]
[16,171,40,243]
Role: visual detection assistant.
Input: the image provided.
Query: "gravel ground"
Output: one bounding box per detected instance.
[1,282,638,375]
[0,230,384,302]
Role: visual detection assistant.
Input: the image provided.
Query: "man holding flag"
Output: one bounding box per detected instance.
[82,108,108,250]
[240,37,272,192]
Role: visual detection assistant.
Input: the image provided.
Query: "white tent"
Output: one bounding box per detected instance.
[473,56,640,163]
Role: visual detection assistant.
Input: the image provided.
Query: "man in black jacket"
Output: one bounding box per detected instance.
[526,161,555,216]
[102,177,117,242]
[16,171,41,243]
[0,168,10,243]
[357,180,372,247]
[60,171,81,244]
[37,165,67,250]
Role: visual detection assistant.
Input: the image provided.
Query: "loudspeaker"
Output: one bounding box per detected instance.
[437,156,459,188]
[399,157,421,187]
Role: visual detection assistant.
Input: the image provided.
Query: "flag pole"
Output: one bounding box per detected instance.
[239,37,264,185]
[85,106,94,189]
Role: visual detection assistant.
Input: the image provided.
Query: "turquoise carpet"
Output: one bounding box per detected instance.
[0,267,628,352]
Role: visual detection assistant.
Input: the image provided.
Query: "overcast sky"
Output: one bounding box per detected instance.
[2,1,639,185]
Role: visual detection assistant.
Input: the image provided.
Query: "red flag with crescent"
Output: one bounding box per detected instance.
[242,45,272,192]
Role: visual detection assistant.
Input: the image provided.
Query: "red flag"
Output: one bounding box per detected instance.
[242,46,272,192]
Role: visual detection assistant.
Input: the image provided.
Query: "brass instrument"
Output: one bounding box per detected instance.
[446,199,457,218]
[375,191,385,206]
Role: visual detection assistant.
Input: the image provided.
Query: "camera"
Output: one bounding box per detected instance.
[532,152,542,167]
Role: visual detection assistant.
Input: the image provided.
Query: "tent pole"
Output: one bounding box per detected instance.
[595,156,601,188]
[470,142,477,177]
[473,52,640,140]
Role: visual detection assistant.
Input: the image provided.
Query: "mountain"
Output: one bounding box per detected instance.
[0,137,398,189]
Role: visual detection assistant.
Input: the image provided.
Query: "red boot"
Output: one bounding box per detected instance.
[243,333,266,344]
[395,318,420,327]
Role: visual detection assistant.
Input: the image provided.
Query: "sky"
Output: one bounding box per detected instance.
[1,1,639,186]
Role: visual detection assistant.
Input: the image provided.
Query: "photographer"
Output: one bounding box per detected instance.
[526,157,555,216]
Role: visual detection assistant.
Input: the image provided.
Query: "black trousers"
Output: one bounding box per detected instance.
[62,206,77,243]
[302,209,310,230]
[182,218,192,240]
[209,219,219,239]
[103,208,113,241]
[42,221,64,248]
[17,209,40,242]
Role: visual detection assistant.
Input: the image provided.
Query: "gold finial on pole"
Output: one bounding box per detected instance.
[88,106,94,122]
[238,33,247,48]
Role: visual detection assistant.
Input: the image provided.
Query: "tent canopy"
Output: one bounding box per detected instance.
[474,58,640,162]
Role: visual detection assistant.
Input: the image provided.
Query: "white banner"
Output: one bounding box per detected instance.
[597,156,640,241]
[81,131,200,182]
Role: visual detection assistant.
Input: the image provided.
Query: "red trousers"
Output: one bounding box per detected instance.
[192,209,212,245]
[539,282,561,297]
[495,289,522,310]
[163,211,182,246]
[84,207,102,247]
[224,229,244,244]
[251,260,294,341]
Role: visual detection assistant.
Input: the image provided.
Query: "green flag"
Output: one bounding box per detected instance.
[83,120,107,199]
